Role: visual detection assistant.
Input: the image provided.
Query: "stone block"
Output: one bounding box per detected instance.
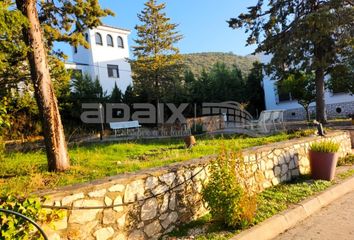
[281,164,288,175]
[289,159,296,170]
[94,227,114,240]
[146,176,158,190]
[113,234,126,240]
[67,221,98,239]
[144,220,162,237]
[152,184,169,196]
[124,180,145,203]
[161,212,178,229]
[272,177,280,186]
[62,193,84,206]
[69,200,102,224]
[274,166,281,176]
[128,230,145,240]
[176,171,185,184]
[104,196,113,206]
[184,170,192,180]
[109,184,125,192]
[160,193,169,213]
[263,181,272,189]
[266,160,274,170]
[117,214,126,229]
[258,161,266,171]
[141,198,158,221]
[103,209,116,224]
[88,189,107,198]
[113,196,124,212]
[265,170,275,180]
[169,192,176,210]
[159,172,176,186]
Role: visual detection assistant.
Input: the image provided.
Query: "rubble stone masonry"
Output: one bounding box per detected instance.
[39,131,352,240]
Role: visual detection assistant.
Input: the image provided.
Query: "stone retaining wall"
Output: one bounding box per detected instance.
[40,131,352,240]
[284,101,354,121]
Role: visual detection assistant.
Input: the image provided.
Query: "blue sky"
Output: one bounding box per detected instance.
[55,0,258,60]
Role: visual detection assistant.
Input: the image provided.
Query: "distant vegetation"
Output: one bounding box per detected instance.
[182,52,259,77]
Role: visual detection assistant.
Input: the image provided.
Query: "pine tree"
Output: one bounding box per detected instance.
[228,0,353,123]
[12,0,112,171]
[110,82,123,103]
[122,85,135,105]
[131,0,183,103]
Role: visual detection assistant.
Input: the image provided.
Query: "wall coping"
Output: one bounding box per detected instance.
[36,131,349,198]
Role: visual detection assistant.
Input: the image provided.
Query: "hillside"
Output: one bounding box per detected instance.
[182,52,259,77]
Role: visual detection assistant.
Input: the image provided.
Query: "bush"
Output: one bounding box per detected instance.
[202,149,257,228]
[0,196,63,239]
[309,141,340,153]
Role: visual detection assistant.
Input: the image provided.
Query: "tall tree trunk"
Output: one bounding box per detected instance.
[315,67,327,123]
[16,0,70,171]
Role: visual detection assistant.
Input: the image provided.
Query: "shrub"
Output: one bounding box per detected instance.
[309,141,340,153]
[0,196,63,239]
[202,148,257,228]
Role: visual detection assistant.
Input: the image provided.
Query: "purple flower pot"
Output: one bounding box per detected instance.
[309,150,338,181]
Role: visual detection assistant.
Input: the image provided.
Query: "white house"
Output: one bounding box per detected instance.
[65,25,133,94]
[261,54,354,120]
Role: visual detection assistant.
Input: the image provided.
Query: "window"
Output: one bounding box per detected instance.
[276,85,292,102]
[107,34,114,47]
[117,36,124,48]
[85,33,89,42]
[95,32,103,45]
[107,64,119,78]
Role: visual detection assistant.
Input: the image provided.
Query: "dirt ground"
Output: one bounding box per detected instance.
[273,190,354,240]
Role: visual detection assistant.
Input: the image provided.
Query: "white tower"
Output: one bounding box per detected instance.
[66,25,133,94]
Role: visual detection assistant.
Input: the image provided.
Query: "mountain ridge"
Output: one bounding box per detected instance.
[182,52,259,77]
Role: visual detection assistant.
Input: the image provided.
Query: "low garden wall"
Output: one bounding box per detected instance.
[40,131,352,240]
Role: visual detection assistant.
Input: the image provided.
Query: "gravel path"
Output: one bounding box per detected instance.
[273,190,354,240]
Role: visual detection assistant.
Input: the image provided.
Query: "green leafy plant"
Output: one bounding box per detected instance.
[202,148,257,228]
[0,196,63,239]
[309,141,340,153]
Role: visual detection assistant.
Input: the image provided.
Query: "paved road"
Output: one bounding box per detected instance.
[273,190,354,240]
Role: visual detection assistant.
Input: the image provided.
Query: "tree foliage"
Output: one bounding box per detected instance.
[3,0,113,171]
[110,82,123,103]
[228,0,354,122]
[244,62,265,117]
[131,0,183,102]
[183,52,258,78]
[280,72,316,121]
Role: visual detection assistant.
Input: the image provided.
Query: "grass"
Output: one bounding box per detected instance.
[169,176,332,240]
[337,169,354,180]
[338,154,354,166]
[0,131,312,197]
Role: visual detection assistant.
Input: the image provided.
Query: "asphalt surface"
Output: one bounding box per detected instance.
[273,190,354,240]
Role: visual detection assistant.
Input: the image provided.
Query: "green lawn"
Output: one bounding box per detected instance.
[0,131,312,196]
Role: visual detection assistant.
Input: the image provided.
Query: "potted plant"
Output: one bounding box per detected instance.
[309,141,340,181]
